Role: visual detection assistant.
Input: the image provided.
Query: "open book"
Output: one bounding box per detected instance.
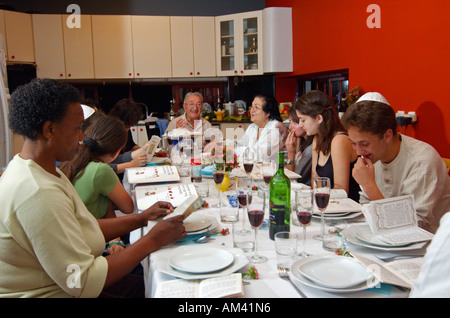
[126,165,180,184]
[154,273,244,298]
[362,195,434,246]
[135,183,197,211]
[352,253,425,289]
[165,192,203,220]
[146,135,161,163]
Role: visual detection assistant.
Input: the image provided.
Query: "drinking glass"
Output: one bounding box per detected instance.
[313,177,331,240]
[213,161,225,208]
[247,191,267,263]
[243,147,256,178]
[262,158,276,188]
[295,189,313,258]
[236,177,251,235]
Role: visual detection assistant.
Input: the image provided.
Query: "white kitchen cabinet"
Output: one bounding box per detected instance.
[192,16,216,77]
[0,10,7,57]
[170,16,194,78]
[91,15,134,79]
[4,10,35,63]
[62,14,95,79]
[262,7,293,73]
[32,14,66,79]
[132,15,172,78]
[170,16,216,78]
[216,10,263,77]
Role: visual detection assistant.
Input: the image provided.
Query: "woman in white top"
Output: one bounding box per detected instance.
[240,94,288,161]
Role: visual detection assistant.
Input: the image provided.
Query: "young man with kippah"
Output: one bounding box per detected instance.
[341,93,450,233]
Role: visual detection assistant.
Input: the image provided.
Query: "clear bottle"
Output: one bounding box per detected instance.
[269,152,291,240]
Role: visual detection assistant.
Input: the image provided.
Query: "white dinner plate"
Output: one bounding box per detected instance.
[297,255,373,289]
[313,211,363,220]
[291,256,380,293]
[168,245,234,274]
[155,244,249,280]
[354,225,411,248]
[184,214,212,233]
[345,224,427,251]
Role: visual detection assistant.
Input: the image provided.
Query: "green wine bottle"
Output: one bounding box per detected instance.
[269,152,291,240]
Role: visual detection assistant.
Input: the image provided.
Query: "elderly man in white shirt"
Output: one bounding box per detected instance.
[166,92,212,135]
[341,93,450,233]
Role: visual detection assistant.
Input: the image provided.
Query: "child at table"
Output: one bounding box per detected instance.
[59,112,134,254]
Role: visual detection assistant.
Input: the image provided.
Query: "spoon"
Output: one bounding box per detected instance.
[192,234,212,244]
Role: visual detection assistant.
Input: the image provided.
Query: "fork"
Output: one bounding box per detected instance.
[375,254,423,262]
[277,265,307,298]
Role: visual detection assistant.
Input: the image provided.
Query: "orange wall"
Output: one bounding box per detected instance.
[266,0,450,157]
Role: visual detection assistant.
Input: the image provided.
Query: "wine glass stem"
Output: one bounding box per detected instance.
[254,228,258,258]
[320,209,324,239]
[303,226,307,254]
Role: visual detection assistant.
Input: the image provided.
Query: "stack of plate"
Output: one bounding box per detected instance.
[345,224,427,251]
[312,198,363,221]
[313,210,363,220]
[184,214,213,234]
[156,244,249,280]
[291,255,380,293]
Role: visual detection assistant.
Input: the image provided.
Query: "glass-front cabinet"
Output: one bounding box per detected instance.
[216,10,263,76]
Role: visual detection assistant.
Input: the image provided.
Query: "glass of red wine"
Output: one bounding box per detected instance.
[243,147,255,179]
[295,189,313,258]
[261,159,276,189]
[247,191,267,264]
[313,177,331,241]
[236,178,252,235]
[213,161,225,208]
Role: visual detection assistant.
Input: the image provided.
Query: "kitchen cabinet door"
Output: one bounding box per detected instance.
[132,15,172,78]
[216,11,263,77]
[32,14,66,79]
[170,16,194,78]
[91,15,134,79]
[193,17,216,77]
[0,10,7,58]
[4,10,35,63]
[62,14,95,79]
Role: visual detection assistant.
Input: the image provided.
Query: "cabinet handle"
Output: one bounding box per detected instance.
[190,72,193,76]
[68,74,71,77]
[136,73,140,76]
[234,70,237,74]
[129,73,132,76]
[197,72,200,75]
[60,73,63,77]
[240,70,243,74]
[11,55,15,59]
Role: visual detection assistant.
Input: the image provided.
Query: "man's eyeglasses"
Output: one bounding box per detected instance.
[186,102,203,108]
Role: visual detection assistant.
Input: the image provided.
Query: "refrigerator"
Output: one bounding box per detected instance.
[0,33,12,173]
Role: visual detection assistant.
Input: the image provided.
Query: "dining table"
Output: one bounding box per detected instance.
[124,170,426,299]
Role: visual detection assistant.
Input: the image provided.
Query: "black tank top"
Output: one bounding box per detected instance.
[315,139,360,202]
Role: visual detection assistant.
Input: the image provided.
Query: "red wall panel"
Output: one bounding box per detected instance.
[266,0,450,157]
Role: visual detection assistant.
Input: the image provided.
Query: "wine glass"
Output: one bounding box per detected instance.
[261,158,276,189]
[236,177,252,235]
[247,191,267,263]
[243,147,255,179]
[313,177,331,240]
[295,189,313,258]
[213,160,225,208]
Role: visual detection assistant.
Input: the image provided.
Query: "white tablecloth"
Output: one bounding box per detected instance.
[128,177,416,298]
